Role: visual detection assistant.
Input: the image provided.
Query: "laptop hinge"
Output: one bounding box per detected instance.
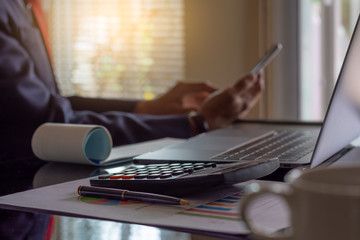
[317,145,354,168]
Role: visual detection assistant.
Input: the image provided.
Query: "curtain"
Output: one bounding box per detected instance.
[44,0,185,100]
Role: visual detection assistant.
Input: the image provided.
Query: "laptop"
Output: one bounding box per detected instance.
[135,14,360,169]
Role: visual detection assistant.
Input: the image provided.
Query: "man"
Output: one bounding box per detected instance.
[0,0,264,162]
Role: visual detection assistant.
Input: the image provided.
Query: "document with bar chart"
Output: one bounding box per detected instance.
[168,183,290,235]
[179,193,241,222]
[0,177,289,235]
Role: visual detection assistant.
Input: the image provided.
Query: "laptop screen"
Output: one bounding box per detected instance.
[311,14,360,167]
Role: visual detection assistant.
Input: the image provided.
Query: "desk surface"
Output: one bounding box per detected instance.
[0,157,257,240]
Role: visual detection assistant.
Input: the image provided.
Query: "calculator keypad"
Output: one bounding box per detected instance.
[90,158,280,196]
[97,162,217,181]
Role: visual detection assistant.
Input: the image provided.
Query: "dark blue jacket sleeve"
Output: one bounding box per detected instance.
[67,96,139,113]
[0,1,191,161]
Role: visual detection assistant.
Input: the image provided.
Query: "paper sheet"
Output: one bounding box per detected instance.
[104,138,185,165]
[0,178,290,235]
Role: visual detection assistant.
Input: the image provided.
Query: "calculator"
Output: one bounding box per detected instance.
[90,158,279,196]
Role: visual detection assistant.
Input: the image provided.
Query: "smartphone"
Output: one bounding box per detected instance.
[250,43,282,75]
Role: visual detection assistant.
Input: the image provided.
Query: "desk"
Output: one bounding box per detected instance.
[0,158,237,239]
[0,157,289,240]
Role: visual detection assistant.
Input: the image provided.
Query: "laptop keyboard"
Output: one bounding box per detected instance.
[211,130,317,162]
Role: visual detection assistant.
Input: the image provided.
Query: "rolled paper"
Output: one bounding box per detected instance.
[32,123,112,165]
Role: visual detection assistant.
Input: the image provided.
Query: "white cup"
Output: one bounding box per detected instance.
[240,167,360,240]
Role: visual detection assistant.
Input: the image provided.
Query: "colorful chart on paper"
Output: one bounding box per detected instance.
[80,197,139,206]
[178,193,242,221]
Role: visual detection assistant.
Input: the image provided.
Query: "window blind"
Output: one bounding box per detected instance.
[45,0,185,100]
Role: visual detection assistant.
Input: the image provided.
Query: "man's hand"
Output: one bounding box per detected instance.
[199,72,265,130]
[134,81,217,115]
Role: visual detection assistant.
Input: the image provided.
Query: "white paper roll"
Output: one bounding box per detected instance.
[31,123,112,165]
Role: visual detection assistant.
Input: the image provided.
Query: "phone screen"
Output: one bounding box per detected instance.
[250,43,282,74]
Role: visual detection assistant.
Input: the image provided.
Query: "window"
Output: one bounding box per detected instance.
[43,0,185,100]
[264,0,360,121]
[300,0,360,121]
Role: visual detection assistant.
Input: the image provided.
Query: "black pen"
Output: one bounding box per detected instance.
[78,186,189,205]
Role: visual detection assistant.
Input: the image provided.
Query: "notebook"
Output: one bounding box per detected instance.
[135,14,360,169]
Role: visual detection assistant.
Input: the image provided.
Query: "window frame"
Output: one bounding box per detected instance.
[261,0,301,120]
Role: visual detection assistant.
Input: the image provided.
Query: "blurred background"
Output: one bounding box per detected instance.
[42,0,360,122]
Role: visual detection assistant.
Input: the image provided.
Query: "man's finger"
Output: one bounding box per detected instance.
[233,74,257,92]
